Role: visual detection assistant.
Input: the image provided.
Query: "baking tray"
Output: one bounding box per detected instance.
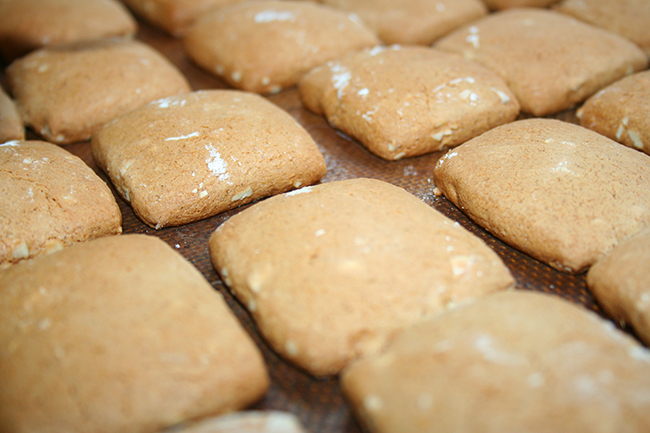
[22,19,633,433]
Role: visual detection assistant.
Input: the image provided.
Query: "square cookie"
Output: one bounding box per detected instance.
[299,45,519,160]
[320,0,487,45]
[209,178,514,376]
[577,70,650,156]
[0,140,122,269]
[121,0,239,36]
[587,228,650,346]
[341,291,650,433]
[183,0,380,94]
[0,0,137,61]
[435,8,648,116]
[92,90,326,229]
[0,86,24,143]
[0,234,269,433]
[6,38,191,145]
[433,118,650,274]
[554,0,650,56]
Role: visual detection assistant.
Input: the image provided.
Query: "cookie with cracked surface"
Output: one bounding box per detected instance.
[209,178,514,376]
[0,234,269,432]
[299,45,519,160]
[435,8,648,116]
[341,290,650,433]
[92,89,326,229]
[0,0,137,61]
[320,0,487,45]
[6,38,190,145]
[433,118,650,273]
[183,0,379,94]
[554,0,650,56]
[0,140,122,269]
[577,70,650,157]
[587,228,650,346]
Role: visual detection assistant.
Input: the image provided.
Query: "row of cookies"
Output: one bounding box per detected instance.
[1,2,650,433]
[5,173,650,432]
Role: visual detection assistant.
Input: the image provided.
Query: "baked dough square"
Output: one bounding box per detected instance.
[0,86,24,143]
[183,0,380,94]
[554,0,650,56]
[209,178,514,376]
[587,228,650,346]
[319,0,487,45]
[0,234,269,432]
[433,118,650,274]
[0,0,137,61]
[6,38,191,145]
[341,291,650,433]
[577,70,650,156]
[120,0,240,36]
[0,140,122,269]
[435,8,648,116]
[92,89,326,229]
[299,45,519,160]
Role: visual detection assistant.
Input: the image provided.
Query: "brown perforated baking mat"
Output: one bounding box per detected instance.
[28,21,636,433]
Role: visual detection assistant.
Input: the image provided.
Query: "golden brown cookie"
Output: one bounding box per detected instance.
[0,86,24,143]
[554,0,650,56]
[209,178,514,376]
[6,38,191,145]
[433,118,650,273]
[587,228,650,346]
[0,234,269,432]
[435,8,648,116]
[0,0,137,61]
[120,0,242,36]
[577,70,650,156]
[299,45,519,160]
[0,140,122,269]
[183,0,380,94]
[341,290,650,433]
[320,0,487,45]
[92,90,326,229]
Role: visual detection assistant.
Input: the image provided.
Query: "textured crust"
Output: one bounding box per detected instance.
[0,86,24,143]
[587,228,650,346]
[433,118,650,274]
[0,140,122,269]
[121,0,238,36]
[435,8,649,116]
[0,0,137,61]
[341,291,650,433]
[209,178,514,376]
[320,0,487,45]
[0,234,270,433]
[92,90,326,229]
[577,70,650,156]
[299,46,519,160]
[554,0,650,56]
[183,0,380,94]
[6,39,191,145]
